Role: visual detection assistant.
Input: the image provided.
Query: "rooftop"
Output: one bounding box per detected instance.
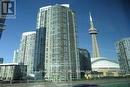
[39,4,69,12]
[91,57,120,69]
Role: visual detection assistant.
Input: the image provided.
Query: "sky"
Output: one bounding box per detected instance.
[0,0,130,63]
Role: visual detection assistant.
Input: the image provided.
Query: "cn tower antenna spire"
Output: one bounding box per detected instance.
[89,12,101,58]
[89,12,95,29]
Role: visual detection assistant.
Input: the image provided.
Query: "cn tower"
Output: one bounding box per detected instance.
[89,12,101,58]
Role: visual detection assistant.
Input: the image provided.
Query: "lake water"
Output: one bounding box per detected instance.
[0,79,130,87]
[99,82,130,87]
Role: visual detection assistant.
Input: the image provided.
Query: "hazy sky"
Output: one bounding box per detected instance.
[0,0,130,63]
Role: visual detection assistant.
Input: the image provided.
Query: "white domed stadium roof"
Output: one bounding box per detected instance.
[91,57,120,69]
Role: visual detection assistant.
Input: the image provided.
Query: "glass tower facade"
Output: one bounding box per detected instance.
[36,4,80,81]
[34,27,46,79]
[78,48,91,78]
[0,58,3,64]
[116,37,130,75]
[19,31,36,76]
[13,49,19,63]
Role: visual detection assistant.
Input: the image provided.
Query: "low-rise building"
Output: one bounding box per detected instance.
[0,63,27,81]
[85,70,120,80]
[86,57,121,79]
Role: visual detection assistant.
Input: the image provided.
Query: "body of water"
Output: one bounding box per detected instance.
[100,82,130,87]
[0,78,130,87]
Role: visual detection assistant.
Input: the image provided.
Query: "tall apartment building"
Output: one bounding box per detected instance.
[0,58,4,64]
[34,27,46,79]
[35,4,80,81]
[116,37,130,75]
[19,31,36,76]
[78,48,91,78]
[13,49,19,63]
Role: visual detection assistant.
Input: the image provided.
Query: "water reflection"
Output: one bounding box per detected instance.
[0,83,99,87]
[0,83,73,87]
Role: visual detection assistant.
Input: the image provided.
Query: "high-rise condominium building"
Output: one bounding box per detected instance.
[78,48,91,78]
[19,31,36,76]
[35,4,80,81]
[116,37,130,75]
[0,58,3,64]
[34,27,46,80]
[13,49,19,63]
